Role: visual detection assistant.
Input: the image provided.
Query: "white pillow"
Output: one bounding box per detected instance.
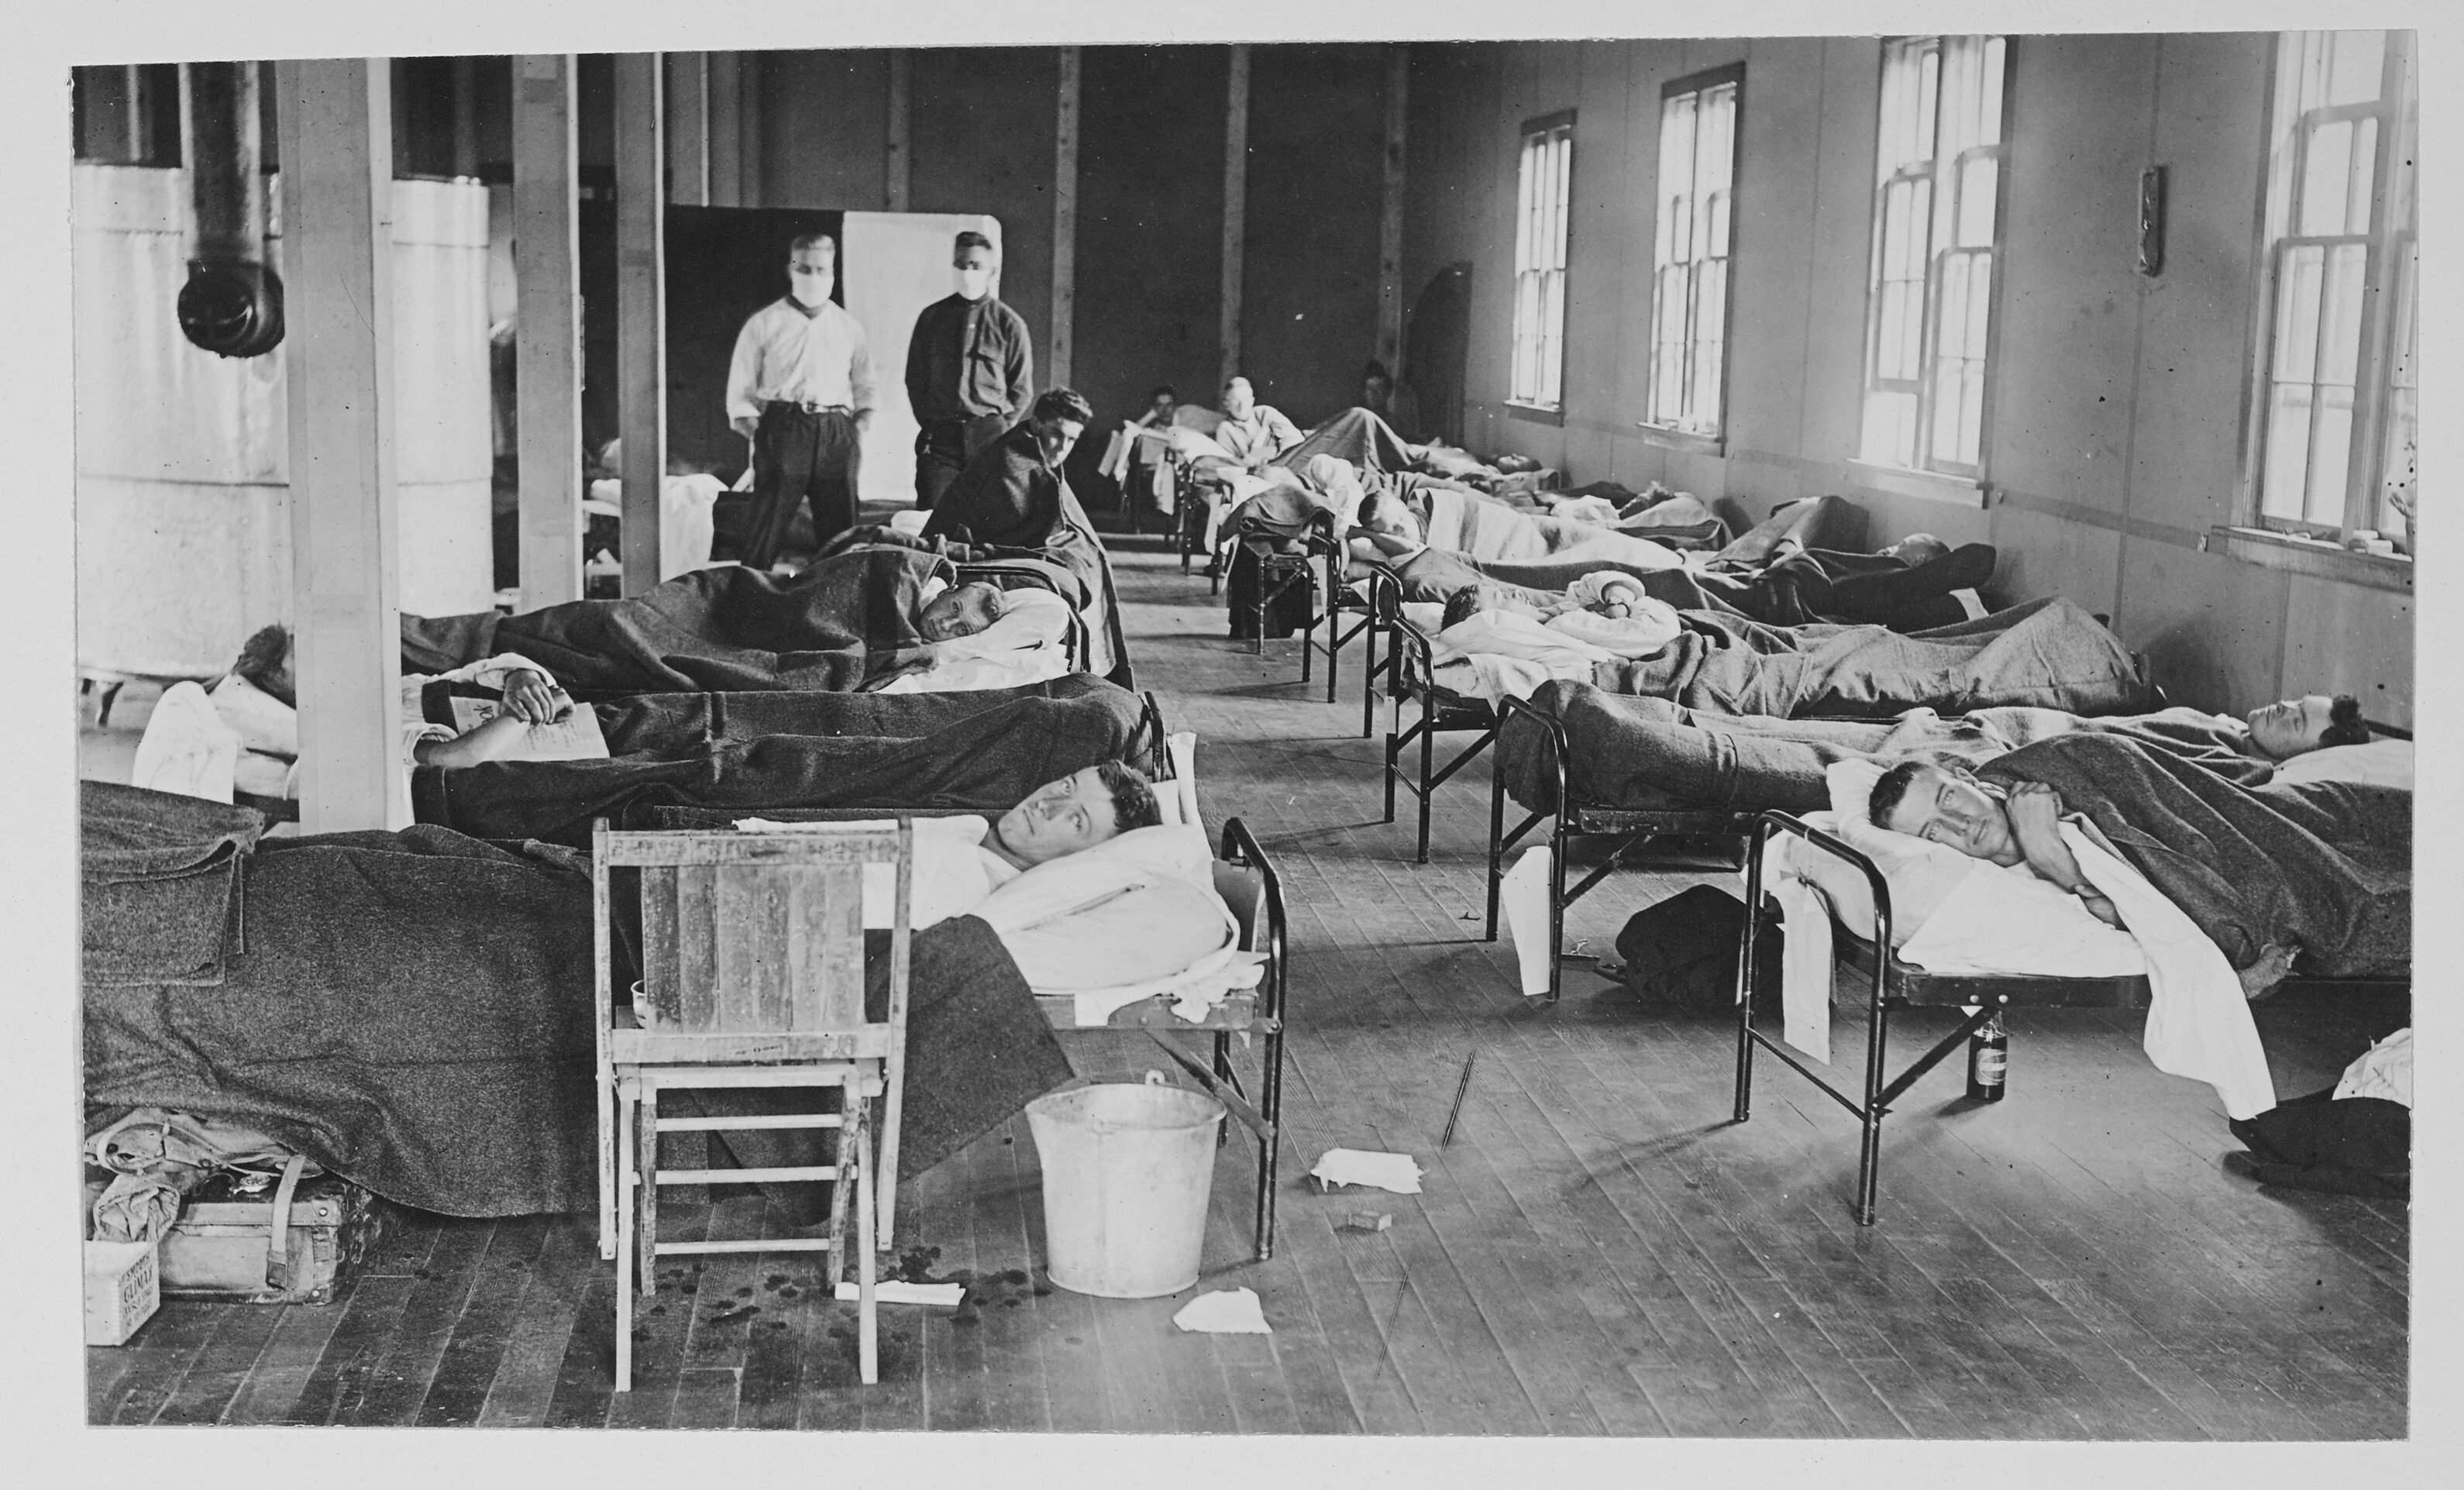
[209,673,298,759]
[999,875,1232,992]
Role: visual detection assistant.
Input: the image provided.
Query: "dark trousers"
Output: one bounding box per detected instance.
[914,413,1007,509]
[743,406,859,569]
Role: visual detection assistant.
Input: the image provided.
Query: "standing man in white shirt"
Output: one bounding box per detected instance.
[725,232,877,570]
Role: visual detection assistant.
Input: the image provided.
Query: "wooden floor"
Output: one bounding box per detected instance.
[87,539,2410,1437]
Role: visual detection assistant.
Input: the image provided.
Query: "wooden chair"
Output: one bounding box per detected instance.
[592,818,915,1388]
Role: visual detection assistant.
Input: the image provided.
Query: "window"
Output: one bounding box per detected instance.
[1509,112,1574,414]
[1644,67,1741,439]
[1859,36,2008,477]
[2249,29,2418,549]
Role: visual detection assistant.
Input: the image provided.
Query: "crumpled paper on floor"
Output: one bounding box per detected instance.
[834,1280,966,1307]
[1309,1148,1424,1194]
[1172,1288,1272,1334]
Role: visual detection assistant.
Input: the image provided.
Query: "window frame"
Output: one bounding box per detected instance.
[2239,29,2418,552]
[1855,35,2013,485]
[1508,109,1576,421]
[1640,63,1745,448]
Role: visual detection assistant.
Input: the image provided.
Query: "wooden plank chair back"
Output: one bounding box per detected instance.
[591,819,914,1389]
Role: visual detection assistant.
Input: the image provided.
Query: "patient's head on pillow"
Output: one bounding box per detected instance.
[1869,759,2022,865]
[232,624,295,707]
[1880,532,1951,566]
[2245,693,2369,759]
[917,581,1006,642]
[990,761,1164,867]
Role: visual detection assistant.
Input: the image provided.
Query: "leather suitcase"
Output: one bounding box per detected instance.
[155,1169,393,1306]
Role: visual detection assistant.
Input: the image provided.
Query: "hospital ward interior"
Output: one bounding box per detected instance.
[69,34,2424,1442]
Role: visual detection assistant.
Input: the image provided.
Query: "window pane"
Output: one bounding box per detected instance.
[2304,385,2356,525]
[2273,245,2325,379]
[1977,38,2007,145]
[1956,153,1998,247]
[2298,119,2354,235]
[2314,242,2368,386]
[1706,188,1729,264]
[2327,30,2386,107]
[2261,384,2314,521]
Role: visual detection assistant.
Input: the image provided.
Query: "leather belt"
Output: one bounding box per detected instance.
[766,399,853,415]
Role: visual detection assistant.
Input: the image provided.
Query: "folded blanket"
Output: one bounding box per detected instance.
[81,783,267,987]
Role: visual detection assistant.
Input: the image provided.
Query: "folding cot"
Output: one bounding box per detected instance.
[1483,690,1754,1000]
[1732,808,2408,1226]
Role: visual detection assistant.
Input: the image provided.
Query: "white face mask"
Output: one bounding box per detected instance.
[790,271,834,308]
[955,265,993,301]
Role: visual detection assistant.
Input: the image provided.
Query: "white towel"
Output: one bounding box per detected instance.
[1499,846,1556,997]
[1763,849,1836,1065]
[2061,823,2276,1119]
[132,682,240,803]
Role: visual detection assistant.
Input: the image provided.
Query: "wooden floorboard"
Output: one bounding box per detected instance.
[85,540,2409,1437]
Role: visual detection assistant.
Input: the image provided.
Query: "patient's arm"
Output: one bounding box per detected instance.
[2006,782,2123,927]
[412,712,535,768]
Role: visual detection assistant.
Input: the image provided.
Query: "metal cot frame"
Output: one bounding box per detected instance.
[1732,809,2407,1225]
[1483,690,1756,1001]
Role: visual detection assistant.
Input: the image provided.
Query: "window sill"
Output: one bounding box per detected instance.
[1844,459,1988,510]
[1633,424,1726,458]
[2201,526,2414,594]
[1506,401,1565,428]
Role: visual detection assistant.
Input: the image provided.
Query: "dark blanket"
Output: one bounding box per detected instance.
[401,547,955,699]
[657,918,1074,1214]
[81,783,267,986]
[414,677,1148,848]
[1980,733,2410,976]
[84,786,1074,1217]
[1495,687,2269,814]
[1591,596,2157,719]
[580,673,1137,757]
[921,422,1132,686]
[84,793,603,1218]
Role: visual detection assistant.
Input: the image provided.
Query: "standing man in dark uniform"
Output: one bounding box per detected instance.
[725,232,876,570]
[904,230,1034,510]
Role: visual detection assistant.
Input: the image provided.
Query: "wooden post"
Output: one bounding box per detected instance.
[668,52,710,206]
[737,53,765,208]
[514,54,585,610]
[1378,45,1409,374]
[451,55,478,179]
[614,53,667,595]
[1220,44,1250,392]
[1049,46,1080,389]
[274,58,404,831]
[708,52,742,208]
[885,50,912,212]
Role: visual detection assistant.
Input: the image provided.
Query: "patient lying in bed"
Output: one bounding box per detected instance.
[1869,735,2410,997]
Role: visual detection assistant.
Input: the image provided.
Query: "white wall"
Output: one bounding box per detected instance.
[839,210,1003,508]
[74,166,497,677]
